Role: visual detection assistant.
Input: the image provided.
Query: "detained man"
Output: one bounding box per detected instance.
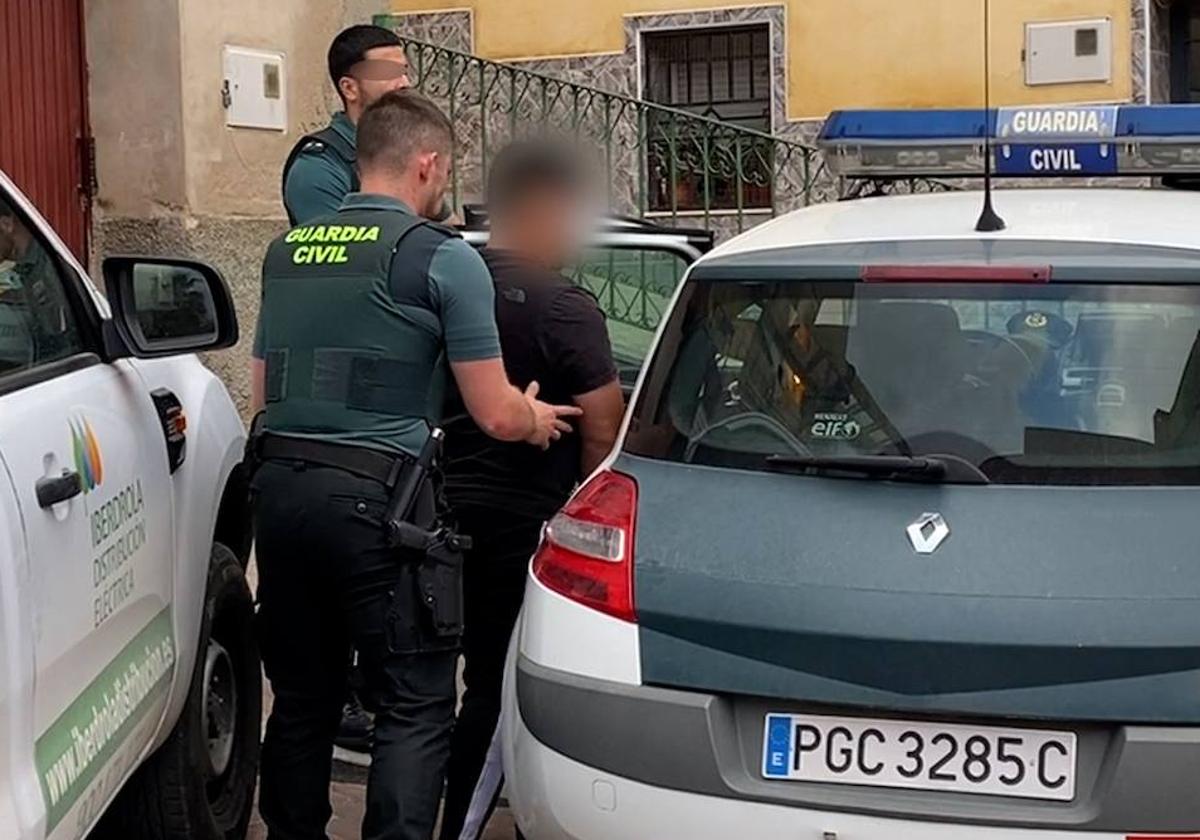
[438,142,625,840]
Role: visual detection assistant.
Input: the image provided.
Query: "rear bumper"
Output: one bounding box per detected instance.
[504,710,1131,840]
[514,654,1200,834]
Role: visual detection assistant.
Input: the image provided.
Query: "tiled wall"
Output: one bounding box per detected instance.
[1133,0,1172,104]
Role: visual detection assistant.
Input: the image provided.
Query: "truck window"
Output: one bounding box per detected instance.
[0,194,88,383]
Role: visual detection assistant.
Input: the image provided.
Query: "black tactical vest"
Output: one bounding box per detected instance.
[281,126,360,226]
[258,204,456,455]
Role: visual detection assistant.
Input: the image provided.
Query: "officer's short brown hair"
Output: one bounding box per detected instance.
[357,91,453,174]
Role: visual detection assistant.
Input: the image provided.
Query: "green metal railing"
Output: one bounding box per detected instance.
[378,28,951,333]
[384,29,836,235]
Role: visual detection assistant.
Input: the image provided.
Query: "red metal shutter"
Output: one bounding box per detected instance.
[0,0,91,261]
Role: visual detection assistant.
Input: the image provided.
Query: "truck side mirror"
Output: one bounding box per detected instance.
[101,255,238,359]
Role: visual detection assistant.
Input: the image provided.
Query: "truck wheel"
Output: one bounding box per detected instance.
[95,543,261,839]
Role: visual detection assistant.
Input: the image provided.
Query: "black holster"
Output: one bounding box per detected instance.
[383,427,470,643]
[417,533,465,639]
[390,517,469,640]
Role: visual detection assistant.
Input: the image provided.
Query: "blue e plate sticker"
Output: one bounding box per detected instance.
[994,105,1118,176]
[763,714,792,778]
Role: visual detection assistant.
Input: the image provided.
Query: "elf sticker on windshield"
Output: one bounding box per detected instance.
[810,412,861,440]
[69,416,103,493]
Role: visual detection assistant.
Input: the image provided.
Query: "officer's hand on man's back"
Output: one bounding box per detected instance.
[523,380,582,450]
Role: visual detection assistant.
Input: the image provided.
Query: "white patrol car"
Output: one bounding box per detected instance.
[500,105,1200,840]
[0,170,258,840]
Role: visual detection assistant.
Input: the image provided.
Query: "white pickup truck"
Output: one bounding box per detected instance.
[0,170,260,840]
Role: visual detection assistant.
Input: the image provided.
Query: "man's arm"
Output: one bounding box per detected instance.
[450,358,534,440]
[283,150,353,224]
[574,379,624,475]
[541,286,622,473]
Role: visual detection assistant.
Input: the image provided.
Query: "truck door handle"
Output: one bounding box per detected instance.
[36,470,82,508]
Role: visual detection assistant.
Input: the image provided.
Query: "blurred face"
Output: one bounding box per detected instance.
[516,185,588,269]
[340,45,411,116]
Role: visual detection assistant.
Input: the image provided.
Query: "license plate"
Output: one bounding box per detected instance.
[762,712,1077,801]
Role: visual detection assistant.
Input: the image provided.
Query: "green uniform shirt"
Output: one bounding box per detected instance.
[254,194,501,457]
[283,112,357,226]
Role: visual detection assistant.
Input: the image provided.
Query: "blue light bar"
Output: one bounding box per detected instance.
[822,109,995,141]
[818,104,1200,179]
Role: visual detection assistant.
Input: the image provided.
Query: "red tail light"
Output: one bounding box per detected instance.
[532,470,637,622]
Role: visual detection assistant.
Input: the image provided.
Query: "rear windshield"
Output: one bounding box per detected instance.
[625,278,1200,485]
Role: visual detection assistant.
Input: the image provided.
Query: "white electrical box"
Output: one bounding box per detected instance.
[1024,18,1112,86]
[222,45,287,131]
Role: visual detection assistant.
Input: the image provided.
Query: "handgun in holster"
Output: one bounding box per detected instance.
[382,428,471,639]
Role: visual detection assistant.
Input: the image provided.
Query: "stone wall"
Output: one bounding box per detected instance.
[86,0,363,418]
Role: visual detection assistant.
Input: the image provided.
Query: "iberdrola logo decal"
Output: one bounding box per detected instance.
[70,416,103,493]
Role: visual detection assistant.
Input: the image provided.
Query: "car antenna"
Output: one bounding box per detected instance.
[975,0,1006,232]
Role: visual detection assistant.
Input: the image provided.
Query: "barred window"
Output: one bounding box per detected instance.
[642,25,773,212]
[1170,1,1200,102]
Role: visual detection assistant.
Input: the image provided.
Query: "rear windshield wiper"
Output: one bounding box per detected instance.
[765,454,989,484]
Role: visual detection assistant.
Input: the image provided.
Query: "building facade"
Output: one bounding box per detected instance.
[388,0,1160,120]
[379,0,1186,239]
[2,0,1197,415]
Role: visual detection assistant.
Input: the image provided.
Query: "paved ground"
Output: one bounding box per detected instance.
[246,673,518,839]
[243,561,517,839]
[245,750,517,840]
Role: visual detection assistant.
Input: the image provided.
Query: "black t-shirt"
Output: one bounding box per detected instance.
[443,249,617,522]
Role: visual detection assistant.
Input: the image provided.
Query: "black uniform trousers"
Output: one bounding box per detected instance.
[439,505,543,840]
[253,459,459,840]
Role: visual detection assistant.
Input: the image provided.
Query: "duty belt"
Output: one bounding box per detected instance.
[257,433,411,487]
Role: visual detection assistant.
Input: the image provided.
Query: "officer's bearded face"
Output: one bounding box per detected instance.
[351,46,412,110]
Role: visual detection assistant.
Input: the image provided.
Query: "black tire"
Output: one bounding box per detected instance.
[95,543,261,839]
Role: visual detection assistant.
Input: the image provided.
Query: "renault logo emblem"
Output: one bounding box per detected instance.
[906,512,950,554]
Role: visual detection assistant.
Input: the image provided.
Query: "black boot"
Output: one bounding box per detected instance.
[334,692,374,752]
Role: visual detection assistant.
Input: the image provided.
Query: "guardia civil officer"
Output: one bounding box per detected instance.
[282,25,411,226]
[279,22,414,752]
[250,91,580,840]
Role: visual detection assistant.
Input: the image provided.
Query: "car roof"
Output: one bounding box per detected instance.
[458,204,714,242]
[703,188,1200,263]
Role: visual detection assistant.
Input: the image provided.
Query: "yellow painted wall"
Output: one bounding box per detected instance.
[391,0,1132,120]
